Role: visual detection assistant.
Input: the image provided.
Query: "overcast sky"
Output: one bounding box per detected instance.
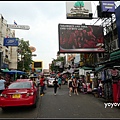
[0,1,119,69]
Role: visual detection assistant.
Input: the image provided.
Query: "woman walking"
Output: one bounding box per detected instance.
[72,77,79,95]
[68,78,73,96]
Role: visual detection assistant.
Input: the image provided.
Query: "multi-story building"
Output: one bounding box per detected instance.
[0,14,18,70]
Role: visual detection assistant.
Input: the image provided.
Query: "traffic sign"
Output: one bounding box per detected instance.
[7,24,30,30]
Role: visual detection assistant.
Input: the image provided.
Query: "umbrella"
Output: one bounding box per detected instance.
[10,70,25,74]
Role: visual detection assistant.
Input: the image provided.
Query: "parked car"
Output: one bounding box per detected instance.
[47,77,57,87]
[0,79,39,111]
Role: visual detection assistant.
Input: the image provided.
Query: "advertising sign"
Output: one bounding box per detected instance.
[3,38,19,46]
[58,23,105,53]
[66,1,92,19]
[7,24,30,30]
[115,5,120,48]
[100,1,115,13]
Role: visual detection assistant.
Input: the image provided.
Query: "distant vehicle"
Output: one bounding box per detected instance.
[47,77,57,87]
[50,73,56,78]
[0,79,39,111]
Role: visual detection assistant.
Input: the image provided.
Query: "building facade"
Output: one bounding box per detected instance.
[0,14,18,70]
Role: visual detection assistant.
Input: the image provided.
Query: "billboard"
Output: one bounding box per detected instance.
[32,61,43,72]
[66,1,93,19]
[100,1,115,13]
[58,24,105,53]
[115,5,120,48]
[3,38,19,46]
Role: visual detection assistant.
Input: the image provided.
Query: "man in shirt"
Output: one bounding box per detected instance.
[0,76,6,94]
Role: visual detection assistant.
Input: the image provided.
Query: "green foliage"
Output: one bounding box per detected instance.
[17,39,33,72]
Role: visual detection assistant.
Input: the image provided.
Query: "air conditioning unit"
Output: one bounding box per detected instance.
[111,39,119,51]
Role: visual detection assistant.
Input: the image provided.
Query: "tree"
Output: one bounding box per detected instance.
[17,38,33,72]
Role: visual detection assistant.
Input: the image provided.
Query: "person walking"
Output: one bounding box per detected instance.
[53,78,58,96]
[0,76,6,94]
[72,77,79,95]
[58,75,62,89]
[40,75,45,96]
[68,78,73,96]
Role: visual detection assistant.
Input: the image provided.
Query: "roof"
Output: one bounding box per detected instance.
[16,79,31,82]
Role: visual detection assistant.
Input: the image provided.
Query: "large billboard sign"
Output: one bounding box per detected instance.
[66,1,93,19]
[115,5,120,48]
[3,38,19,46]
[100,1,115,13]
[58,24,105,53]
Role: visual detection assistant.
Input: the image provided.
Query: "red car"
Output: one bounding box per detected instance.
[0,79,39,111]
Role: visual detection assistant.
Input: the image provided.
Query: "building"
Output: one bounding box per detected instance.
[0,14,18,70]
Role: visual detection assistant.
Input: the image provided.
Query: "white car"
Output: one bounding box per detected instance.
[47,78,57,87]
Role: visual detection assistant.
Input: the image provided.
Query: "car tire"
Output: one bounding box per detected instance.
[32,99,37,108]
[2,107,7,111]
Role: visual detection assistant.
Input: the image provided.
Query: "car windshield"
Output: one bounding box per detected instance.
[8,82,31,89]
[49,78,55,80]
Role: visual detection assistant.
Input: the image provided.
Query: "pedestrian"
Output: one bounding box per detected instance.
[58,75,62,89]
[72,77,79,95]
[53,78,58,96]
[40,75,45,96]
[0,76,6,94]
[68,78,73,96]
[82,82,87,94]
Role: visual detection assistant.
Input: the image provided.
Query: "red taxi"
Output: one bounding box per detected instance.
[0,79,39,110]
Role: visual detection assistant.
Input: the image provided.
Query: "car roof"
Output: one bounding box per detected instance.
[16,79,32,82]
[49,78,55,80]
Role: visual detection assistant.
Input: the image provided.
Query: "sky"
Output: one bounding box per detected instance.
[0,1,119,69]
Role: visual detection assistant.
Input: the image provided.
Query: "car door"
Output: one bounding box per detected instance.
[33,82,39,99]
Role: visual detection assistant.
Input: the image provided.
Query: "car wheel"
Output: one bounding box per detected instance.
[32,99,37,108]
[2,107,7,111]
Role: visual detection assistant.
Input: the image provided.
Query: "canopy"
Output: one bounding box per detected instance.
[2,70,25,74]
[1,68,9,72]
[95,65,106,72]
[81,66,94,70]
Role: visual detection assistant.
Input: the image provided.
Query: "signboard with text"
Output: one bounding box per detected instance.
[58,23,105,53]
[100,1,115,13]
[7,24,30,30]
[3,38,19,46]
[66,1,93,19]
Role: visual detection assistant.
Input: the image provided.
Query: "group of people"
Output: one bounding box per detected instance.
[68,77,79,96]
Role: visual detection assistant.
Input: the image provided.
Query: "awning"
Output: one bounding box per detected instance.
[95,65,106,72]
[110,50,120,61]
[2,70,25,74]
[1,68,9,72]
[81,66,94,70]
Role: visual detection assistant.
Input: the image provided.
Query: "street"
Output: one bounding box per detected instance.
[0,84,120,119]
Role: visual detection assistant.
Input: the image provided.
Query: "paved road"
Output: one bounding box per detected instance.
[38,85,120,119]
[0,84,120,119]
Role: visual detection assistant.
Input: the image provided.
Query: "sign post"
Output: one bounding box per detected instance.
[7,24,30,30]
